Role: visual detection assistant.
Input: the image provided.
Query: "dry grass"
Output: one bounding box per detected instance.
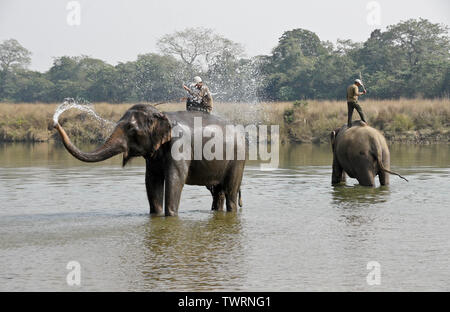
[0,99,449,143]
[273,98,450,143]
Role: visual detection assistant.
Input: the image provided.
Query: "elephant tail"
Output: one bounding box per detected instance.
[238,189,243,207]
[371,151,409,182]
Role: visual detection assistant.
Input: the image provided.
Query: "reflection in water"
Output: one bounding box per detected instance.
[331,185,390,230]
[0,143,449,291]
[137,212,244,291]
[332,185,390,205]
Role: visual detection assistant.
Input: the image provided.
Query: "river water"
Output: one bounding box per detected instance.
[0,143,449,291]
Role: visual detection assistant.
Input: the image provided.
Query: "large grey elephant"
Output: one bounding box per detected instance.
[330,120,407,186]
[54,104,245,216]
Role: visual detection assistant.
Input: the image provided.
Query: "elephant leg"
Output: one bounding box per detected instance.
[332,156,346,185]
[225,192,238,212]
[164,162,187,216]
[340,171,346,183]
[164,179,183,216]
[379,170,388,186]
[146,173,164,215]
[379,152,390,186]
[351,155,376,187]
[145,159,164,215]
[207,185,225,211]
[224,162,244,212]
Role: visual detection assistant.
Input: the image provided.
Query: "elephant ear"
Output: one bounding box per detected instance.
[149,112,172,152]
[330,130,336,146]
[330,128,340,151]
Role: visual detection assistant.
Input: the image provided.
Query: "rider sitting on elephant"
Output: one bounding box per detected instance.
[183,76,213,114]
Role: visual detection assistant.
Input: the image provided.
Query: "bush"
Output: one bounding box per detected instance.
[278,86,296,101]
[372,110,392,130]
[283,108,294,124]
[391,114,414,132]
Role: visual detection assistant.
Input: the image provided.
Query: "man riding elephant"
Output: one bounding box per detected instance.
[346,79,367,128]
[53,104,244,216]
[330,121,408,186]
[183,76,213,113]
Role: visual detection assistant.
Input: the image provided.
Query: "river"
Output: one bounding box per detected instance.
[0,143,449,291]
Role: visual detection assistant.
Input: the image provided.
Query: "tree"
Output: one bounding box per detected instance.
[157,27,244,73]
[85,64,119,102]
[273,29,327,59]
[1,18,449,103]
[263,28,328,100]
[0,39,31,72]
[46,56,115,102]
[311,52,356,99]
[386,18,449,68]
[0,39,32,100]
[354,19,450,98]
[12,70,54,102]
[133,53,184,102]
[114,61,138,102]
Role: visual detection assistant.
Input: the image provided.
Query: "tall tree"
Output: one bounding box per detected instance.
[0,39,32,100]
[157,27,244,73]
[264,28,328,100]
[386,18,449,67]
[133,53,184,102]
[355,19,450,98]
[0,39,31,72]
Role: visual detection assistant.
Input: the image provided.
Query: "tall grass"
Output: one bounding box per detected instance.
[276,98,450,143]
[0,99,448,143]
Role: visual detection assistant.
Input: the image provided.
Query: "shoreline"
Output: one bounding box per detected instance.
[0,100,448,144]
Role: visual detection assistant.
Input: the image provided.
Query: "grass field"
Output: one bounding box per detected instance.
[0,99,449,144]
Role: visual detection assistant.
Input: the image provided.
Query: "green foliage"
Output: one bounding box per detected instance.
[278,86,296,101]
[0,19,448,103]
[283,108,295,124]
[263,19,449,100]
[283,100,309,125]
[0,39,31,72]
[133,53,185,102]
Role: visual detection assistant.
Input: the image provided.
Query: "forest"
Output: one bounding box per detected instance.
[0,18,448,103]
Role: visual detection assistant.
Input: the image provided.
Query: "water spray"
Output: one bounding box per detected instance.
[359,72,367,93]
[52,98,114,129]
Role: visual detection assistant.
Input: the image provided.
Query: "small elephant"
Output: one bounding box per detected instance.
[330,120,407,186]
[54,104,245,216]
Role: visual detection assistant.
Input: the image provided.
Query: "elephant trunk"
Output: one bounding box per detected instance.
[54,123,126,162]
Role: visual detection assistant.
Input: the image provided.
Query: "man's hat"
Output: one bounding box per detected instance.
[355,79,362,84]
[193,76,202,84]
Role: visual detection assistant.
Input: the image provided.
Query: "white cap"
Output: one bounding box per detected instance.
[193,76,202,84]
[355,79,362,85]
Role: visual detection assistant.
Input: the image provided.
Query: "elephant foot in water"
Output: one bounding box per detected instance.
[207,185,226,211]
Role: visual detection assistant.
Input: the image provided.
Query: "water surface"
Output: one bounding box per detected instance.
[0,143,449,291]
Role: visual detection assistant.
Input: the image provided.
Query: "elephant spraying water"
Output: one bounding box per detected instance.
[54,104,245,216]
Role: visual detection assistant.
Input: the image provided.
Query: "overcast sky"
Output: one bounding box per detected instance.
[1,0,449,72]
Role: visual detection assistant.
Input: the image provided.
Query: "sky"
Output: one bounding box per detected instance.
[0,0,449,72]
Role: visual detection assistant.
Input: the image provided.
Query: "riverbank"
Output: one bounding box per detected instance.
[0,99,448,144]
